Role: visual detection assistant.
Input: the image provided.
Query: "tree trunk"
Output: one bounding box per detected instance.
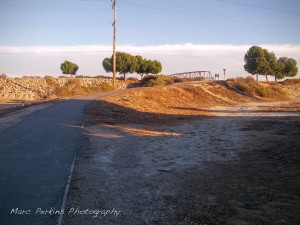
[275,76,278,83]
[265,74,268,82]
[256,74,258,81]
[123,73,126,81]
[141,74,144,80]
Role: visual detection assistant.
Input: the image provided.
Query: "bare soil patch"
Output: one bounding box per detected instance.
[63,81,300,225]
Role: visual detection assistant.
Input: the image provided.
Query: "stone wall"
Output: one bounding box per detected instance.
[0,76,127,102]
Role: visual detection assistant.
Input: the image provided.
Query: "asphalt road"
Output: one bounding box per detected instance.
[0,98,94,225]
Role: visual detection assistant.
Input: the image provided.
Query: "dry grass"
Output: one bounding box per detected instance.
[141,75,173,87]
[93,82,251,123]
[52,78,113,98]
[281,79,300,86]
[227,77,286,98]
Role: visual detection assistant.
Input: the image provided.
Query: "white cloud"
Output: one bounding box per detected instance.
[0,44,299,80]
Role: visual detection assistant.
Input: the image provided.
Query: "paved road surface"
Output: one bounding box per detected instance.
[0,97,96,225]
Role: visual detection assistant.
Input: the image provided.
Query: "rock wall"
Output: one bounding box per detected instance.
[0,76,127,102]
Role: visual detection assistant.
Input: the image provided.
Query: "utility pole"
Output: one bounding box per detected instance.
[112,0,117,90]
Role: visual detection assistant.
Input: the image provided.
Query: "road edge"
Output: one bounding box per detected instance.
[57,152,77,225]
[57,119,87,225]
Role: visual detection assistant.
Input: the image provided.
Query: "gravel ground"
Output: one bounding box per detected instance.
[62,103,300,225]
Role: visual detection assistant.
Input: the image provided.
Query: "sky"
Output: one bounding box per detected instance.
[0,0,300,79]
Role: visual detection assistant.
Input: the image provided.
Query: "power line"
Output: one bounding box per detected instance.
[0,50,112,55]
[2,8,297,30]
[0,23,110,27]
[118,8,300,30]
[1,1,298,36]
[217,0,300,15]
[118,1,300,29]
[0,3,111,11]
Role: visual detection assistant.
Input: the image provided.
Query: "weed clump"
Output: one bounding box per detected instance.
[281,79,300,86]
[54,78,112,97]
[142,75,173,87]
[227,76,285,98]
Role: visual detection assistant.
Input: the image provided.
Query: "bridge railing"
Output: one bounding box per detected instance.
[170,71,214,80]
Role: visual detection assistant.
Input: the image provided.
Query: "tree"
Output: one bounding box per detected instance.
[60,60,79,77]
[152,60,162,74]
[262,49,277,82]
[102,52,163,80]
[146,60,162,75]
[102,58,112,73]
[244,46,298,82]
[103,52,133,80]
[244,46,267,81]
[275,57,298,82]
[135,55,147,79]
[115,52,135,80]
[136,57,162,79]
[129,54,138,74]
[102,52,133,80]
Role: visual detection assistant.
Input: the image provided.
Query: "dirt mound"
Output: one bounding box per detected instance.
[86,80,299,125]
[100,82,253,116]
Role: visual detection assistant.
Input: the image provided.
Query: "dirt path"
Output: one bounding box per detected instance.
[62,104,300,225]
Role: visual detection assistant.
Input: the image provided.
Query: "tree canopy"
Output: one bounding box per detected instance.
[60,60,79,76]
[263,49,277,82]
[275,57,298,82]
[244,46,267,81]
[102,58,112,73]
[102,52,162,80]
[244,46,298,82]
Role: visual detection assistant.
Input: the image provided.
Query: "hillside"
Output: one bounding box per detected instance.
[64,79,300,225]
[87,79,300,124]
[0,76,127,102]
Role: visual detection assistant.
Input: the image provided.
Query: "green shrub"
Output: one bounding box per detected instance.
[142,75,157,82]
[142,75,173,87]
[228,76,285,98]
[127,77,139,81]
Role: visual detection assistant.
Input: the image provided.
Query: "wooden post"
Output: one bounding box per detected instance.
[112,0,117,90]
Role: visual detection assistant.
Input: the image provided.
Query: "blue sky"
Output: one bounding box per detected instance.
[0,0,300,78]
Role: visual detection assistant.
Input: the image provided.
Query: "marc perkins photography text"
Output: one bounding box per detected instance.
[10,207,121,218]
